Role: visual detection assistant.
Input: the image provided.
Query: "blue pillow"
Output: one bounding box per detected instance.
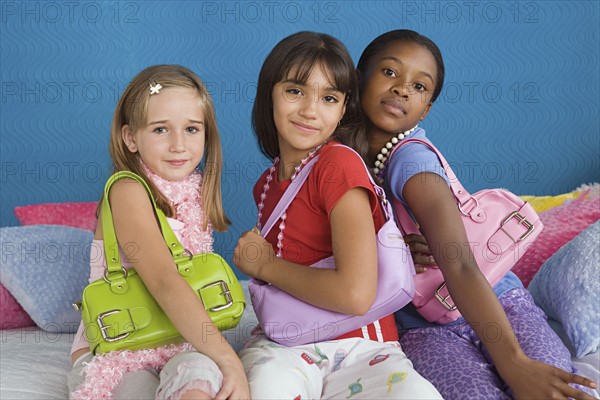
[0,225,92,333]
[528,220,600,358]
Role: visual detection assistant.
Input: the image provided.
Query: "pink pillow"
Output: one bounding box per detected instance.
[512,196,600,287]
[14,201,97,231]
[0,284,35,329]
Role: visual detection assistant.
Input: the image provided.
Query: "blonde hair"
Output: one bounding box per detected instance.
[109,64,230,231]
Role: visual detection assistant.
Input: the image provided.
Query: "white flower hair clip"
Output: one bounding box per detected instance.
[149,79,162,95]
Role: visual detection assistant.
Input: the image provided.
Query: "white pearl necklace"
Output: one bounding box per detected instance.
[256,142,326,258]
[372,125,418,184]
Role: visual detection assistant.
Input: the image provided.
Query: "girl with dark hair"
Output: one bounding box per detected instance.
[234,31,442,399]
[358,29,597,400]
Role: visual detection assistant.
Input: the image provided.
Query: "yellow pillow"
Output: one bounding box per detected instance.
[520,191,584,213]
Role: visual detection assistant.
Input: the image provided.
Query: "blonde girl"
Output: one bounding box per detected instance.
[68,65,249,400]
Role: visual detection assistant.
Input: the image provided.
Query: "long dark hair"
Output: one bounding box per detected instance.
[252,31,363,160]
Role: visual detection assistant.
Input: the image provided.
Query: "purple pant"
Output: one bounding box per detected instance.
[399,288,589,399]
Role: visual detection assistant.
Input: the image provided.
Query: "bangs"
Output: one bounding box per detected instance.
[278,48,353,94]
[127,79,204,131]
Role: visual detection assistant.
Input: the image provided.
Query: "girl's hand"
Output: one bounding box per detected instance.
[503,355,597,400]
[403,234,436,273]
[215,356,250,400]
[233,229,275,279]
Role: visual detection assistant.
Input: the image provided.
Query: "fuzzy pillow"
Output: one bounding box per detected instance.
[0,225,92,332]
[528,221,600,358]
[0,283,35,329]
[520,190,586,214]
[14,202,97,231]
[511,195,600,287]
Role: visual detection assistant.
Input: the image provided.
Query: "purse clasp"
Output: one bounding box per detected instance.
[501,211,535,242]
[97,309,132,342]
[434,283,457,311]
[200,281,234,312]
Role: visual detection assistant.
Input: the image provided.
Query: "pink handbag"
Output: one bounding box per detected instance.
[249,147,415,346]
[391,139,543,324]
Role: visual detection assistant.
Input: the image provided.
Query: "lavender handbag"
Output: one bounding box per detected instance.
[249,146,415,346]
[391,138,543,324]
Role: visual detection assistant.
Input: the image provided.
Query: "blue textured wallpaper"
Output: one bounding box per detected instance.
[1,1,599,273]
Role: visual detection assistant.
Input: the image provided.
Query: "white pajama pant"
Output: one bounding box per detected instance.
[239,335,442,399]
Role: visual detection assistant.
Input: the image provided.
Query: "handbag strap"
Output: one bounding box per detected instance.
[261,144,395,237]
[101,171,193,284]
[388,138,472,235]
[260,156,320,237]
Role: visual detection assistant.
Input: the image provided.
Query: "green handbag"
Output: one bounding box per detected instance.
[78,171,245,355]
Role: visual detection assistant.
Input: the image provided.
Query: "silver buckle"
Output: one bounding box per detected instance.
[200,281,233,312]
[97,309,132,342]
[458,196,480,216]
[501,211,535,242]
[102,267,128,283]
[434,283,457,311]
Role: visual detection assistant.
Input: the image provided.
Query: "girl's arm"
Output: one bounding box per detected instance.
[109,179,249,399]
[235,187,378,316]
[404,172,597,399]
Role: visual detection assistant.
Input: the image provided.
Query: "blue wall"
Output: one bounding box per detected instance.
[1,1,599,272]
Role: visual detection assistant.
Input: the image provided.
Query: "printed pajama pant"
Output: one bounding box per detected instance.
[239,335,442,399]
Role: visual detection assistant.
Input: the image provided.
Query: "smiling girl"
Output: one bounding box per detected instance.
[68,65,249,400]
[234,31,441,400]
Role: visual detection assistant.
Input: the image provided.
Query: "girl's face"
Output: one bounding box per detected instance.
[360,40,437,136]
[272,64,346,164]
[122,87,206,181]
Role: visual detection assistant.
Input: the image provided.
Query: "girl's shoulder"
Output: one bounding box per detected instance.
[314,142,372,185]
[105,177,155,216]
[318,141,365,168]
[389,128,440,166]
[107,177,148,199]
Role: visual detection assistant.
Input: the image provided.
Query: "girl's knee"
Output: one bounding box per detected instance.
[179,389,212,400]
[246,360,308,386]
[112,369,160,399]
[157,352,222,400]
[244,358,320,399]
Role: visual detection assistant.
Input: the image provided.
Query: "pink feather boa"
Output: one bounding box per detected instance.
[142,162,213,255]
[72,343,195,399]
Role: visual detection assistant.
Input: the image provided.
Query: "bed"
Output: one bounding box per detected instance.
[0,284,258,400]
[1,186,599,398]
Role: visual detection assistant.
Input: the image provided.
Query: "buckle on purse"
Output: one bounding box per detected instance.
[501,211,535,242]
[103,267,128,283]
[435,283,457,311]
[200,281,233,312]
[97,309,132,342]
[458,196,479,216]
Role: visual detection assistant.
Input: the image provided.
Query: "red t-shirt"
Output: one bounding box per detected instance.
[253,141,399,342]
